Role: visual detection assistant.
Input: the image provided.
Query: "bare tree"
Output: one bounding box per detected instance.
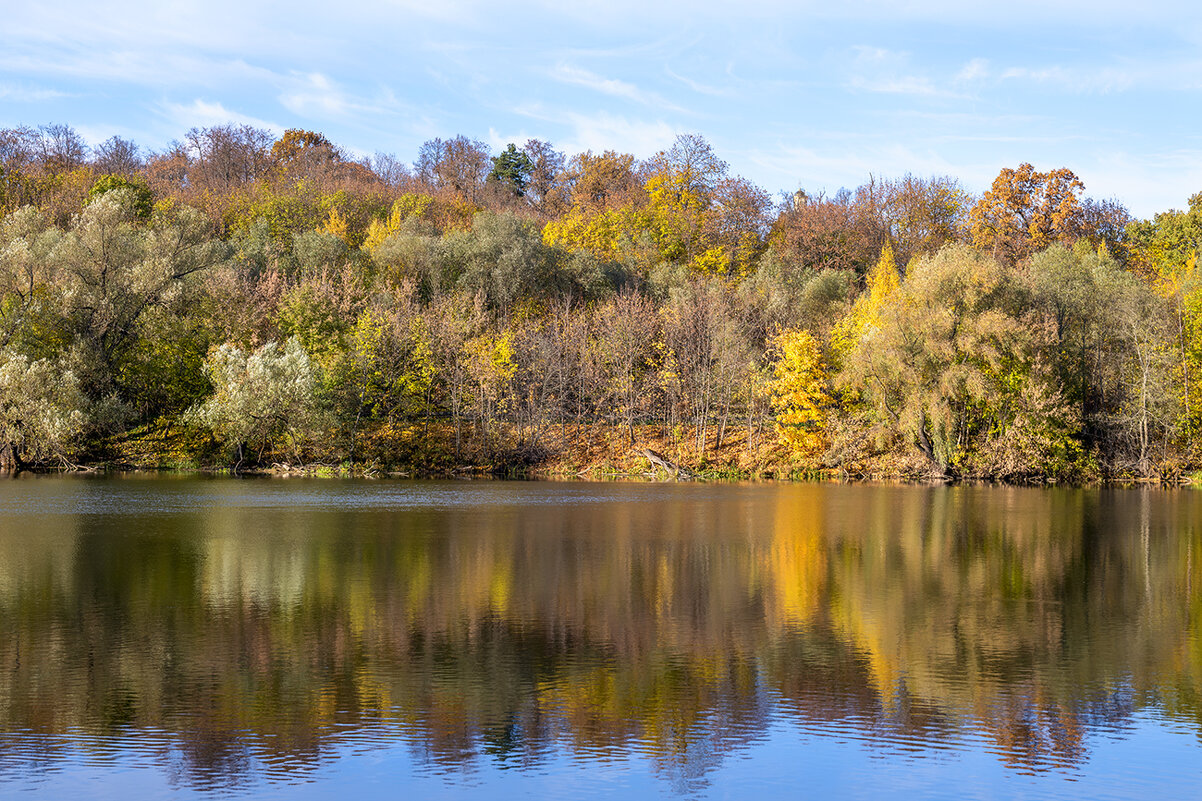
[37,124,89,172]
[414,136,491,201]
[521,139,568,218]
[367,151,410,187]
[93,136,144,176]
[183,124,275,191]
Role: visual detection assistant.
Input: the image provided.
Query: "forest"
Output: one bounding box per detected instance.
[1,122,1200,481]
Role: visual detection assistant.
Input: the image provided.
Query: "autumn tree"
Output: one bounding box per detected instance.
[969,163,1085,265]
[591,291,661,443]
[640,134,769,275]
[415,136,491,201]
[182,124,276,193]
[365,151,411,187]
[829,244,901,362]
[36,124,89,173]
[838,245,1078,478]
[0,126,41,213]
[270,128,348,183]
[92,136,143,177]
[857,173,968,264]
[1126,192,1202,282]
[521,139,568,218]
[769,189,883,275]
[769,329,831,457]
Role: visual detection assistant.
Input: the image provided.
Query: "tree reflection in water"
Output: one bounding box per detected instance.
[0,479,1199,792]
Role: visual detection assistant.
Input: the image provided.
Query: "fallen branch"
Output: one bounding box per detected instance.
[635,447,694,480]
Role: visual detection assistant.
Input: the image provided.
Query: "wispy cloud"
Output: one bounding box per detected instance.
[665,67,733,98]
[748,140,968,192]
[844,46,944,97]
[955,58,990,84]
[549,64,688,112]
[0,48,275,91]
[558,111,680,157]
[0,83,70,102]
[158,99,283,134]
[279,72,415,123]
[1000,65,1137,94]
[279,72,354,117]
[487,127,536,151]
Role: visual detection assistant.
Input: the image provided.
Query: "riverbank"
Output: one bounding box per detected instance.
[25,418,1183,485]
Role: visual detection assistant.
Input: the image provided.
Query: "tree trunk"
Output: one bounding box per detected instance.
[0,441,19,473]
[915,417,947,477]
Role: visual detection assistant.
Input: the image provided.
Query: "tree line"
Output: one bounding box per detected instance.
[1,122,1200,479]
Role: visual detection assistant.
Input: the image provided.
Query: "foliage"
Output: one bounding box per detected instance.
[488,143,534,197]
[189,338,322,463]
[768,329,831,456]
[969,163,1085,265]
[87,175,153,220]
[0,351,86,466]
[829,244,901,362]
[838,244,1079,477]
[2,119,1200,479]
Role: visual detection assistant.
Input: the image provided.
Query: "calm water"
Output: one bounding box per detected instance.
[1,477,1201,799]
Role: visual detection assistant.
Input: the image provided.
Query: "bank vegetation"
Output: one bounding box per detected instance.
[2,123,1200,481]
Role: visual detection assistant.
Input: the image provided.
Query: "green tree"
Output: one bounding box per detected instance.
[86,176,153,220]
[488,144,534,197]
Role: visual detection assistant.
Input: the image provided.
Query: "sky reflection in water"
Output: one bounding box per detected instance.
[0,477,1200,798]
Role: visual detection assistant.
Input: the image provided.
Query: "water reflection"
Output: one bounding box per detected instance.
[1,479,1201,795]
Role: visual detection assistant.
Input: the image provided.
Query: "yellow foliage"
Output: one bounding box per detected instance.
[463,331,517,416]
[543,205,638,263]
[690,246,731,276]
[320,206,349,243]
[363,194,437,253]
[830,244,900,359]
[768,329,831,455]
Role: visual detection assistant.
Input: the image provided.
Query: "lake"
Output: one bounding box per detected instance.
[0,477,1200,799]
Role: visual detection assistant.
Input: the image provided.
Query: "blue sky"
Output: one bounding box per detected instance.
[3,0,1200,218]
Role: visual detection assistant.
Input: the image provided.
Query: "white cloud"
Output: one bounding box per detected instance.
[665,67,733,98]
[158,99,283,134]
[844,46,944,97]
[1000,65,1136,94]
[955,58,990,84]
[278,73,417,126]
[549,64,688,112]
[486,127,537,151]
[279,73,350,117]
[0,48,275,91]
[558,112,680,158]
[746,141,972,195]
[0,83,69,102]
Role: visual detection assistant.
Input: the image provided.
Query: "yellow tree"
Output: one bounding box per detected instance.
[362,194,436,252]
[830,244,901,361]
[462,330,517,455]
[768,329,831,456]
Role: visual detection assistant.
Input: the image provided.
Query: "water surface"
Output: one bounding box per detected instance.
[1,477,1200,798]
